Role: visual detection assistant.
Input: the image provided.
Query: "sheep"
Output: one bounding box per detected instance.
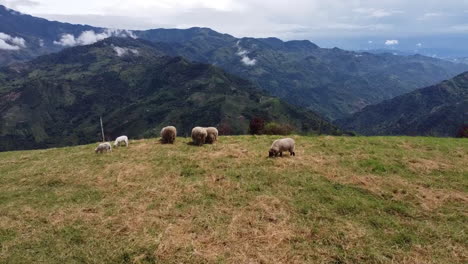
[191,127,207,146]
[95,142,112,153]
[269,138,295,157]
[160,126,177,144]
[204,127,219,144]
[113,135,128,147]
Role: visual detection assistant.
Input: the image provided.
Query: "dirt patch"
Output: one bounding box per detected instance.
[406,158,451,174]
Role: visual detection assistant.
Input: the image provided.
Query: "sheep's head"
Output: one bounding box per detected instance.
[94,148,99,153]
[268,149,277,157]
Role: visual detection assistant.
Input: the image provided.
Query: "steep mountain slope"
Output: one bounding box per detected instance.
[337,72,468,137]
[2,4,468,119]
[0,38,338,151]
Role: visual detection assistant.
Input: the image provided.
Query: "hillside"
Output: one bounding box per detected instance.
[0,37,338,151]
[2,5,468,119]
[155,33,468,119]
[337,72,468,137]
[0,135,467,263]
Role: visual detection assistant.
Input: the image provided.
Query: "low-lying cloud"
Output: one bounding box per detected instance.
[385,39,399,46]
[236,41,257,66]
[54,29,136,47]
[0,32,26,50]
[112,45,139,56]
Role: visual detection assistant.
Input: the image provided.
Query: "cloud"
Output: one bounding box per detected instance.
[240,56,257,66]
[385,39,399,46]
[368,40,373,44]
[0,0,39,10]
[112,45,139,56]
[418,12,447,21]
[450,24,468,32]
[7,0,468,44]
[326,23,391,31]
[416,43,422,47]
[353,8,403,18]
[54,29,136,46]
[236,41,257,66]
[0,32,26,50]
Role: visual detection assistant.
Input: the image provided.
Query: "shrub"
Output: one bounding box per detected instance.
[456,125,468,138]
[218,122,232,135]
[249,117,265,135]
[263,122,294,135]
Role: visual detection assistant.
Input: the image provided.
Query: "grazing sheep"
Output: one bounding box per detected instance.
[95,142,112,153]
[205,127,219,144]
[269,138,295,157]
[113,135,128,147]
[191,127,207,146]
[160,126,177,144]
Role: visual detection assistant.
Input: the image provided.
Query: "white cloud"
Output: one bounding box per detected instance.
[0,32,27,50]
[368,40,373,44]
[353,8,403,18]
[0,39,20,50]
[385,39,399,45]
[112,45,139,56]
[0,0,39,10]
[416,43,422,47]
[241,56,257,66]
[418,12,447,21]
[53,33,77,46]
[236,41,257,66]
[54,29,137,46]
[450,24,468,32]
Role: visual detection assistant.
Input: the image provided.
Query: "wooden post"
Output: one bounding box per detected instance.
[100,116,105,142]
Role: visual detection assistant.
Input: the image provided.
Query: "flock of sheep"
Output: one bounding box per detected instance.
[95,126,296,157]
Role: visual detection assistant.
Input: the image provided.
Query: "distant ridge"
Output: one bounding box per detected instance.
[337,72,468,137]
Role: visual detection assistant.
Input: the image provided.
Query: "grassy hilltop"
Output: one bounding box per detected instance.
[0,136,467,263]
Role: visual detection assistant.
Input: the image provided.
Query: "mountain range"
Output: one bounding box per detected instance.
[1,4,468,120]
[0,4,467,150]
[337,72,467,137]
[0,37,338,151]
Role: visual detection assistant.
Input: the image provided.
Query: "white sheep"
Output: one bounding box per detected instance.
[191,127,207,146]
[95,142,112,153]
[204,127,219,144]
[160,126,177,144]
[269,138,295,157]
[113,135,128,147]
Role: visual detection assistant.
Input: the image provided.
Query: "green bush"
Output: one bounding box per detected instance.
[263,122,294,135]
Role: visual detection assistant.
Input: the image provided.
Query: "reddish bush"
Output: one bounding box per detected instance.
[456,125,468,138]
[249,117,265,135]
[218,122,232,135]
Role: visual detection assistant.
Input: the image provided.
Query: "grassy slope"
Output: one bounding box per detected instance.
[0,136,466,263]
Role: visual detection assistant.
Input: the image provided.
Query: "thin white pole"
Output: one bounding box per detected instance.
[100,116,105,142]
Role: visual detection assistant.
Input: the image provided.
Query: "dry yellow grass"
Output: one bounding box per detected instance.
[0,136,467,263]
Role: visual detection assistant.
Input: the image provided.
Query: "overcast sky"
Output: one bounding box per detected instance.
[2,0,468,51]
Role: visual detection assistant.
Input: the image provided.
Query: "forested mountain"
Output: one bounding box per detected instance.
[2,5,467,119]
[337,72,468,137]
[0,38,338,151]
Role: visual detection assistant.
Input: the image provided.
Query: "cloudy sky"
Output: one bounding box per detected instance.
[2,0,468,53]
